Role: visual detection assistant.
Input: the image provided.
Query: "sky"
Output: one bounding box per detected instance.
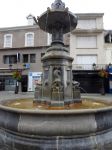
[0,0,112,29]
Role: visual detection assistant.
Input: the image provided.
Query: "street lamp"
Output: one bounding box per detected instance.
[9,64,12,70]
[15,53,20,94]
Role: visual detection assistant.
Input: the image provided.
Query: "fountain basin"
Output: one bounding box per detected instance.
[38,10,77,34]
[0,98,112,149]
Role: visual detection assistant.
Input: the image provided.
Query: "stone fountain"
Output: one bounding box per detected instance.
[34,0,80,106]
[0,0,112,150]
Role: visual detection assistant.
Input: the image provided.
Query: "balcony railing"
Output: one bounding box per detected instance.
[72,64,108,70]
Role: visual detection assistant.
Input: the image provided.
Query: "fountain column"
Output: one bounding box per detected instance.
[36,0,81,106]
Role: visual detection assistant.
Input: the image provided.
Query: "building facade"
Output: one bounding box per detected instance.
[70,13,111,93]
[104,30,112,64]
[0,15,69,92]
[70,13,105,69]
[0,13,111,93]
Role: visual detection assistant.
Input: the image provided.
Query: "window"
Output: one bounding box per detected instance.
[77,19,96,29]
[4,34,13,48]
[22,54,36,63]
[23,54,28,63]
[76,36,97,48]
[5,79,16,85]
[25,32,34,46]
[30,54,36,63]
[3,55,17,64]
[41,53,45,58]
[76,55,97,70]
[17,53,20,62]
[105,33,112,43]
[76,55,97,64]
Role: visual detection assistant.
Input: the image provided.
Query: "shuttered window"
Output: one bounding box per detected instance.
[76,36,97,48]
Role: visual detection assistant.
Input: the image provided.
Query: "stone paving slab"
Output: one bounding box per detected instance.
[0,91,34,101]
[0,91,111,102]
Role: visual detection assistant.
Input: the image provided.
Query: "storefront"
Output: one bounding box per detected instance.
[0,69,28,92]
[108,66,112,93]
[72,70,109,93]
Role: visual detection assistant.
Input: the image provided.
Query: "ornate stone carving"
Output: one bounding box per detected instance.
[44,79,49,86]
[52,67,63,91]
[44,68,49,86]
[51,0,65,10]
[72,81,80,89]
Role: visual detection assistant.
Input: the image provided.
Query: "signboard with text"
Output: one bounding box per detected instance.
[28,72,42,91]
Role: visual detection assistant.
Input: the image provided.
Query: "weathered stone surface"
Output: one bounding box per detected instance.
[95,110,112,131]
[0,105,112,149]
[0,0,112,149]
[0,127,112,149]
[17,113,96,136]
[0,109,19,131]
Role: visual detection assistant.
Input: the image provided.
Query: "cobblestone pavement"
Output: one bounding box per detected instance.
[0,91,34,101]
[0,91,111,102]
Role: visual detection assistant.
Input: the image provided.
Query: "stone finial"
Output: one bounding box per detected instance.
[51,0,65,10]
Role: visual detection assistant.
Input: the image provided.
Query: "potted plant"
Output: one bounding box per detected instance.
[12,70,22,94]
[12,70,22,82]
[98,68,108,95]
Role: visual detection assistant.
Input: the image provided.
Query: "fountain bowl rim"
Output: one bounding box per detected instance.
[0,98,112,115]
[38,9,77,34]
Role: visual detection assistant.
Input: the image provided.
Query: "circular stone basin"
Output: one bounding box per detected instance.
[0,98,112,149]
[2,98,110,110]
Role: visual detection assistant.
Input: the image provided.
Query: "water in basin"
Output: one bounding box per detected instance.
[4,98,110,110]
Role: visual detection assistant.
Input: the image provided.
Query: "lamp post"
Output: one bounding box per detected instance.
[9,63,19,94]
[15,79,19,94]
[14,53,21,94]
[9,64,12,70]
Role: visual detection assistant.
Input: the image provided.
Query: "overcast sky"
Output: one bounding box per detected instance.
[0,0,112,29]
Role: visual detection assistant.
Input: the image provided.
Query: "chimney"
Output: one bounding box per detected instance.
[26,14,37,25]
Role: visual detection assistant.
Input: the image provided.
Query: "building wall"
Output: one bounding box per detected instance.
[0,25,48,48]
[0,13,110,92]
[0,25,69,49]
[104,31,112,64]
[0,47,47,72]
[70,13,106,67]
[0,25,69,76]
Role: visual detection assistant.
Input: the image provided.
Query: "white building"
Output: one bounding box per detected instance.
[70,13,105,70]
[104,30,112,64]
